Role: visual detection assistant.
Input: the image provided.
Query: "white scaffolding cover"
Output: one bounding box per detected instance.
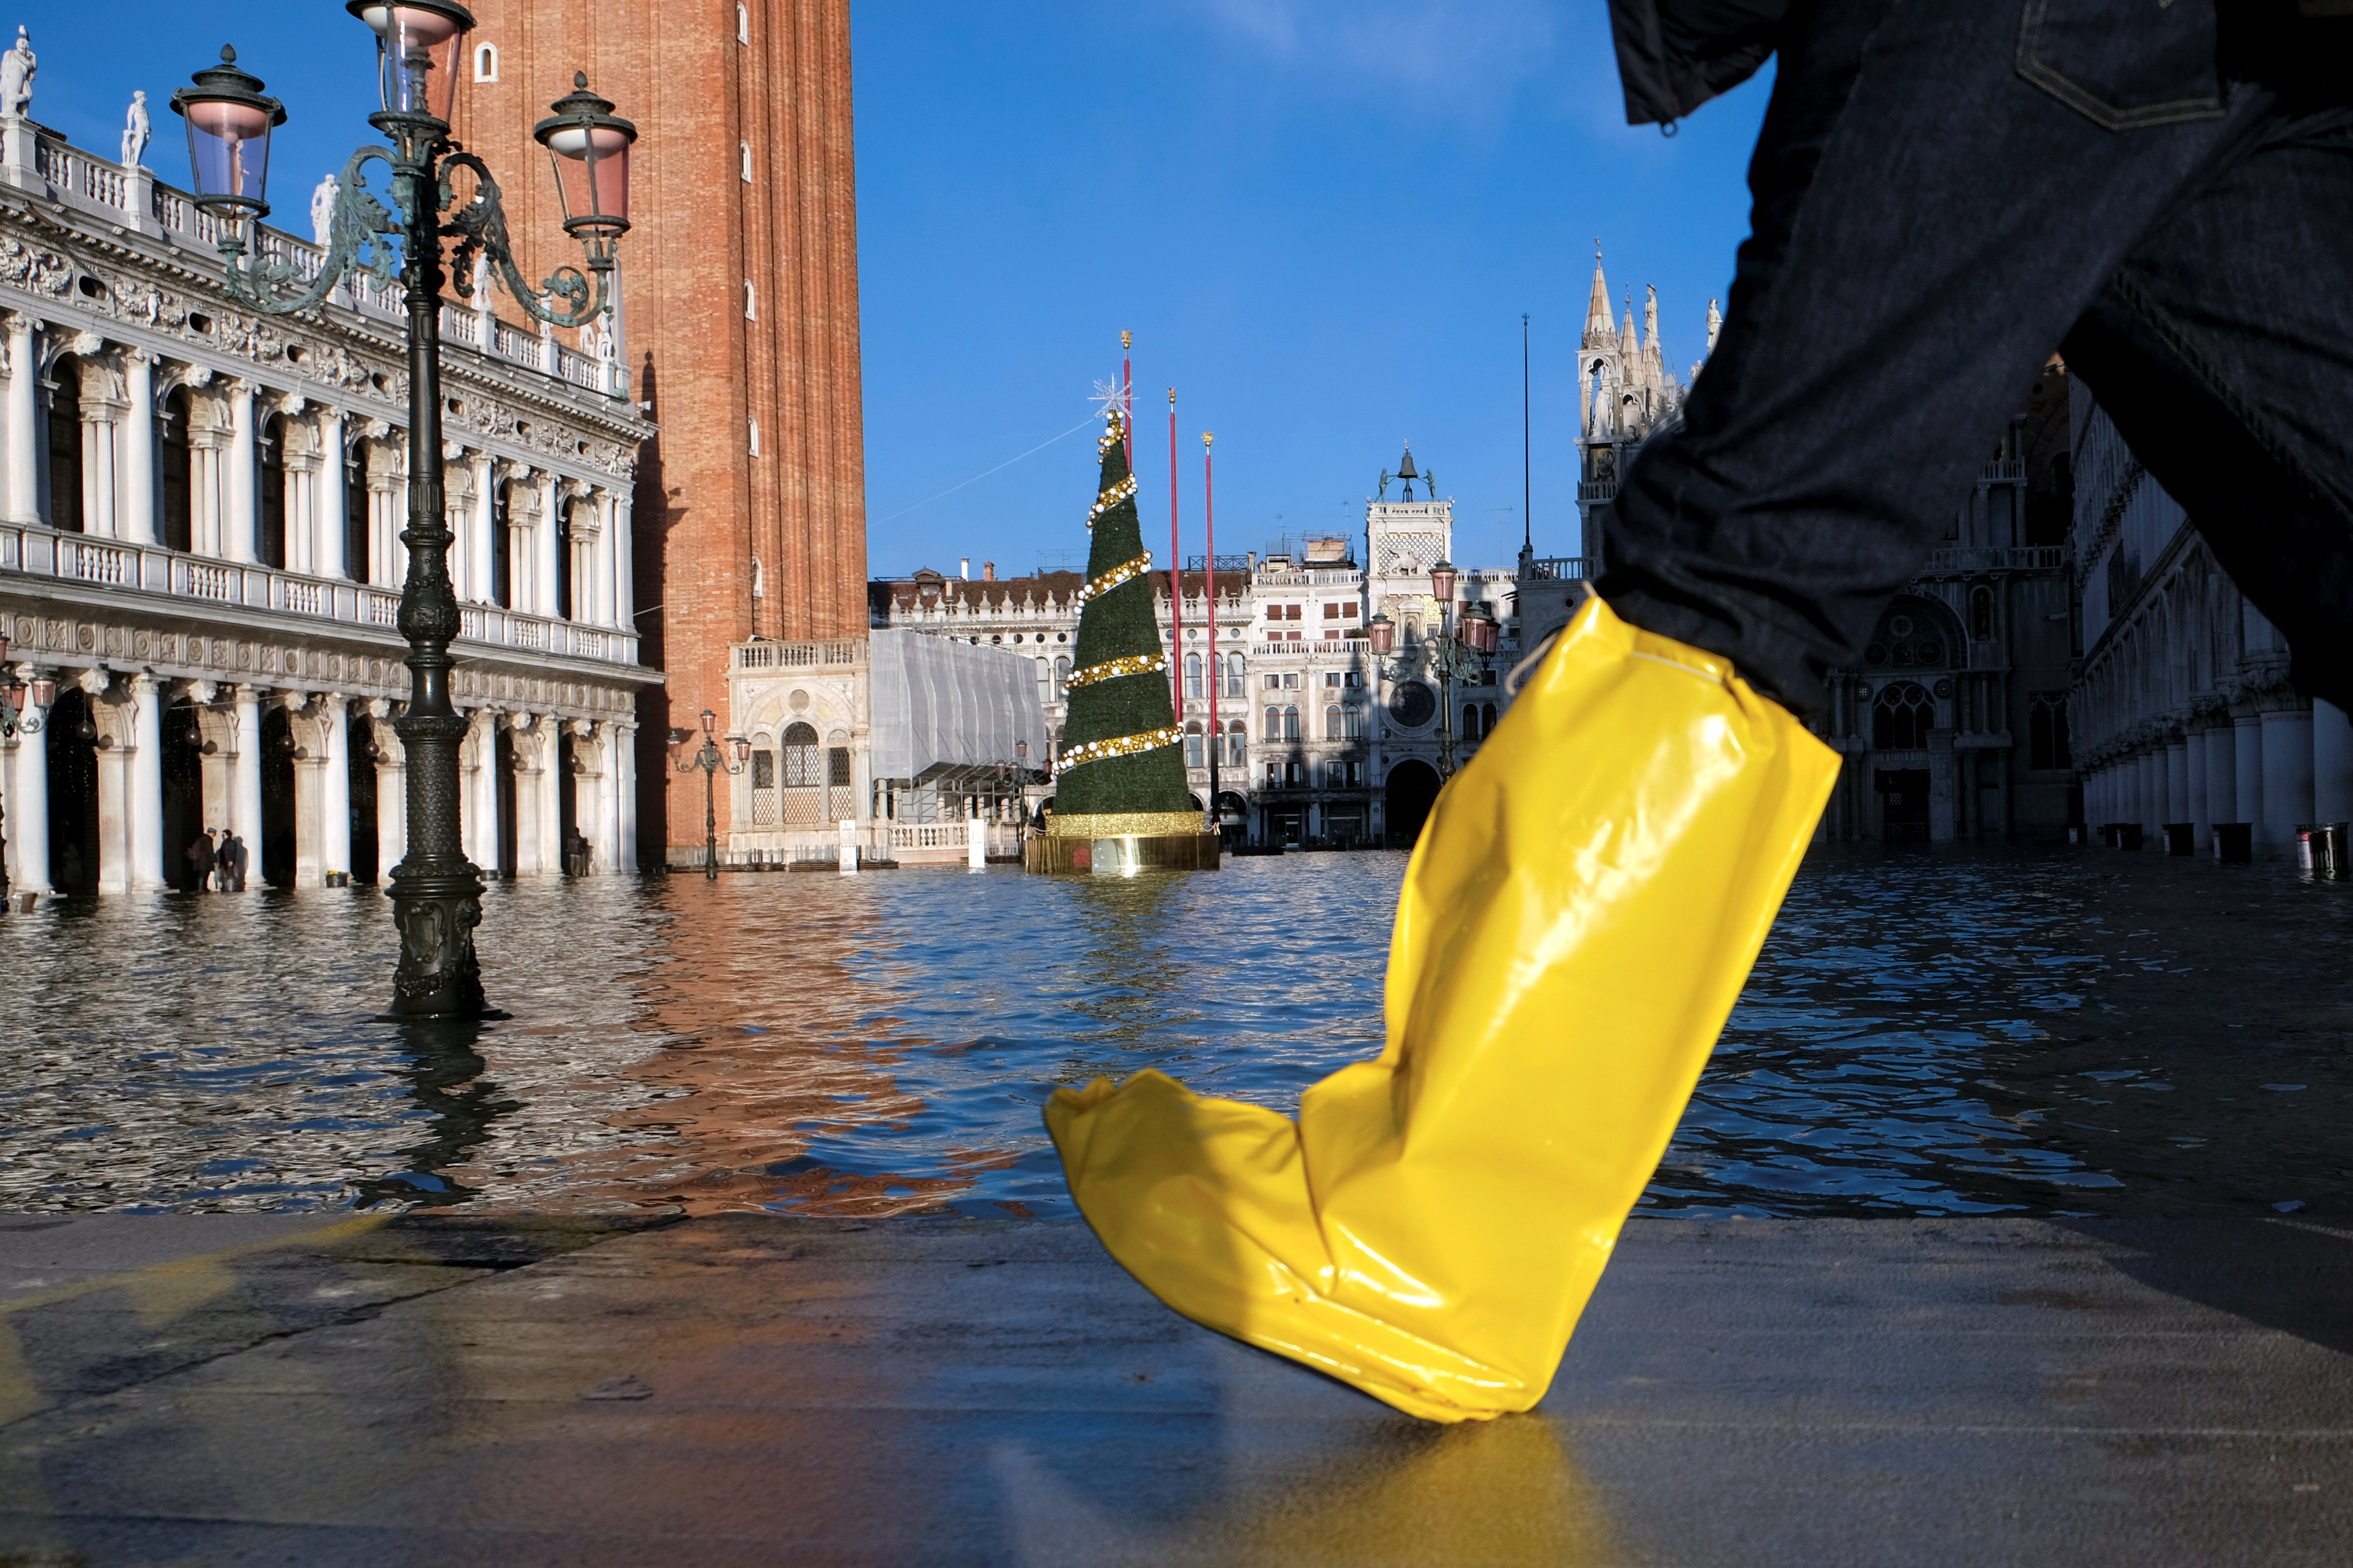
[867,629,1048,781]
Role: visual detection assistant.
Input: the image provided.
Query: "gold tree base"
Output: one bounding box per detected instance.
[1024,831,1222,876]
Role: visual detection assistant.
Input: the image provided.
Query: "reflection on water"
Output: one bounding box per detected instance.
[4,846,2351,1217]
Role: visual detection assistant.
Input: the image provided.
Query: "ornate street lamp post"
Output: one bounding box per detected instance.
[670,709,750,881]
[1365,563,1497,783]
[170,6,635,1017]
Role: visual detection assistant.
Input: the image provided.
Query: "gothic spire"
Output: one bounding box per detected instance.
[1583,243,1614,350]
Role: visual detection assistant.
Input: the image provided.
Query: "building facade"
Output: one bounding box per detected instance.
[2068,384,2353,850]
[867,449,1530,851]
[1812,364,2077,842]
[455,0,870,865]
[0,87,651,897]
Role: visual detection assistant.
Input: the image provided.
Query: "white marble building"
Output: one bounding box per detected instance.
[2069,385,2351,851]
[0,75,652,898]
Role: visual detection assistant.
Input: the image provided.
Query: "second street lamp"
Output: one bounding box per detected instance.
[172,6,635,1018]
[671,710,751,881]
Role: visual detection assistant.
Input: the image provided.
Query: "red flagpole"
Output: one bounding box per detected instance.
[1167,387,1183,718]
[1203,430,1219,831]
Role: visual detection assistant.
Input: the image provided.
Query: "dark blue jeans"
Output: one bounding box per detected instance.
[1597,0,2353,722]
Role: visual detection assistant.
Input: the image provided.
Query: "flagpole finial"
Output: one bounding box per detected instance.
[1121,330,1133,351]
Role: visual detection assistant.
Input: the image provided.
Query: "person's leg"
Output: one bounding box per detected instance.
[2061,84,2353,705]
[1601,0,2289,718]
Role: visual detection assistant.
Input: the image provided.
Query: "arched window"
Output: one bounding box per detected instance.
[1223,654,1245,698]
[1053,656,1071,696]
[743,279,756,320]
[45,354,81,533]
[739,141,753,182]
[781,721,820,786]
[159,386,192,552]
[1325,704,1343,740]
[737,2,750,42]
[1463,703,1478,741]
[1482,701,1498,736]
[256,413,287,568]
[1282,704,1300,741]
[1185,653,1202,699]
[1184,721,1204,769]
[1226,720,1247,767]
[750,730,777,825]
[1871,682,1935,749]
[1264,704,1281,741]
[748,417,760,456]
[1970,585,1994,639]
[472,42,499,81]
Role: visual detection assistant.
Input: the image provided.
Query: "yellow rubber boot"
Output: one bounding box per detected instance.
[1044,595,1841,1422]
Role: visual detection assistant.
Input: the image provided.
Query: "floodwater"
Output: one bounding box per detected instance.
[3,846,2350,1218]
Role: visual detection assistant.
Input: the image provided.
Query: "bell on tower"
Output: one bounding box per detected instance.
[1396,441,1419,501]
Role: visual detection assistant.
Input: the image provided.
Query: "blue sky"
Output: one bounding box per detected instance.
[38,2,1771,581]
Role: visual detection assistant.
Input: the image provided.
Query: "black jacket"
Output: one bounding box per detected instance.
[1607,0,1790,126]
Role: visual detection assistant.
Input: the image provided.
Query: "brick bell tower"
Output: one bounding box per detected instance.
[452,0,869,863]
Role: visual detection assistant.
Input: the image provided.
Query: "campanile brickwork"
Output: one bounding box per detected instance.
[455,0,869,854]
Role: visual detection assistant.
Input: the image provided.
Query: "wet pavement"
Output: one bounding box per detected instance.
[2,1209,2350,1566]
[6,845,2353,1562]
[4,843,2352,1221]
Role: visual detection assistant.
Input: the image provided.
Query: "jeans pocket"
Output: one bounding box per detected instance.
[2016,0,2224,129]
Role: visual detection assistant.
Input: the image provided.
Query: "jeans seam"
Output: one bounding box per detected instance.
[2014,0,2226,130]
[2104,269,2353,535]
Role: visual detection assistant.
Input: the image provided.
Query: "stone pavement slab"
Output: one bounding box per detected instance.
[0,1213,2348,1566]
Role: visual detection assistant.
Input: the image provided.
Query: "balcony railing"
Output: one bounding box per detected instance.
[0,523,639,668]
[1522,556,1596,582]
[17,125,629,402]
[733,639,867,671]
[1577,481,1619,504]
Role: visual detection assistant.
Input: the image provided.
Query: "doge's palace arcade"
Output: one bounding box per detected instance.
[0,47,655,898]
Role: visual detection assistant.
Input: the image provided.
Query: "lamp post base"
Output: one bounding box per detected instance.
[384,874,488,1018]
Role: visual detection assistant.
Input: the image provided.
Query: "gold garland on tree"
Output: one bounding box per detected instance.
[1074,551,1153,608]
[1064,651,1167,691]
[1059,725,1183,773]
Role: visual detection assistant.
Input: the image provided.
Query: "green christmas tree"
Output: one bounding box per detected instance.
[1053,408,1192,819]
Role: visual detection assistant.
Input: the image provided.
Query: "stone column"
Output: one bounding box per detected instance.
[2,313,38,524]
[2164,738,2189,826]
[86,672,130,896]
[2185,725,2209,839]
[468,452,495,606]
[611,492,633,629]
[2233,712,2265,835]
[2312,699,2353,825]
[120,349,154,544]
[314,407,346,581]
[317,691,348,884]
[128,673,164,892]
[371,701,406,871]
[2204,725,2237,827]
[536,471,561,618]
[614,721,638,873]
[223,380,256,563]
[2261,705,2316,846]
[291,697,321,886]
[4,667,50,893]
[510,716,543,876]
[463,708,500,875]
[535,721,561,874]
[231,684,264,873]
